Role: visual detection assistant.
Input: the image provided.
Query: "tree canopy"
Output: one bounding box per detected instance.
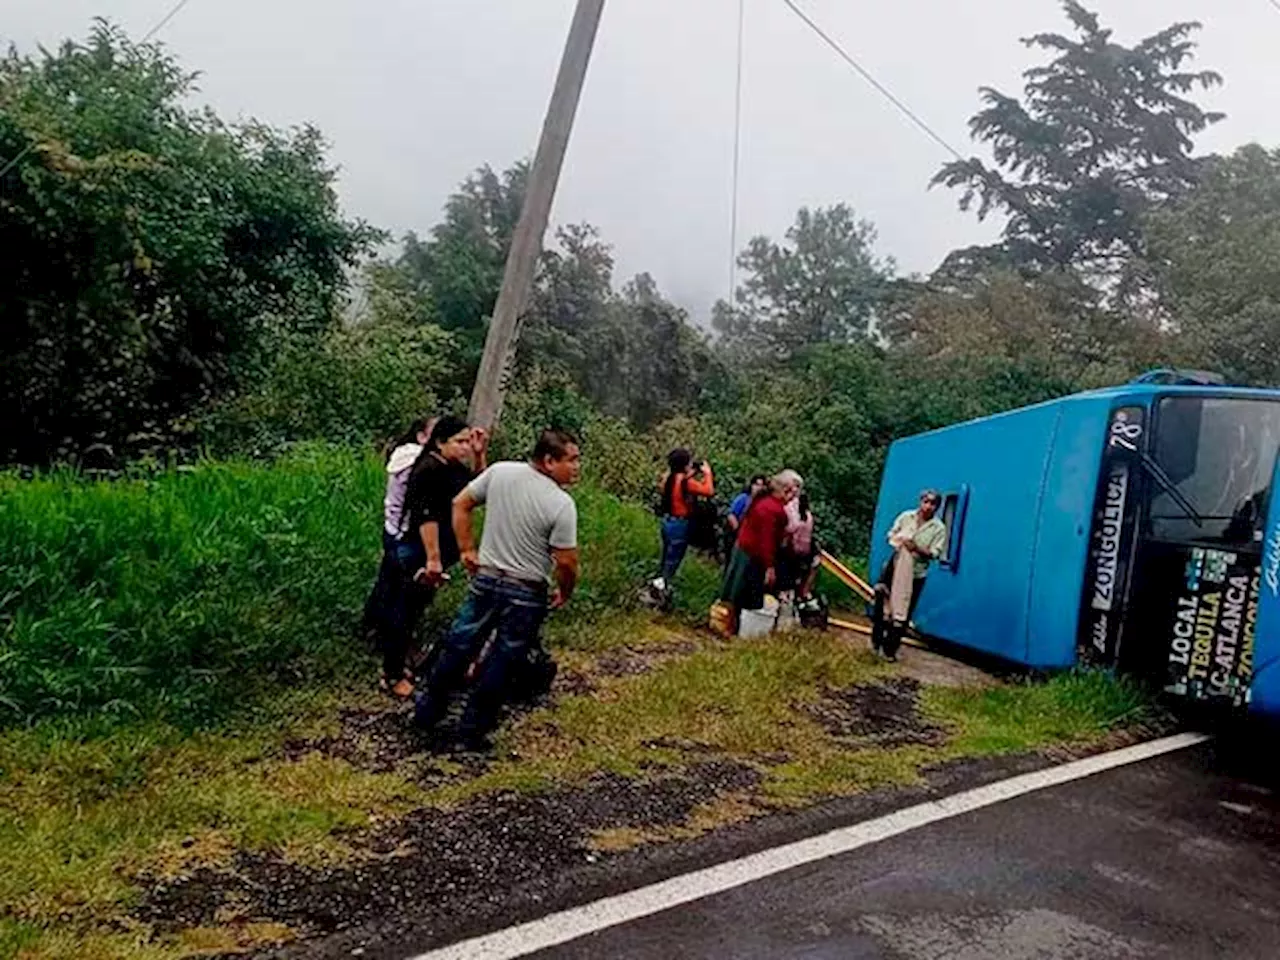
[933,0,1223,278]
[7,6,1280,552]
[712,204,894,361]
[1144,145,1280,386]
[0,22,378,464]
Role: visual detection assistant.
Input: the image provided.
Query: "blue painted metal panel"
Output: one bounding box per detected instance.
[872,382,1280,703]
[872,400,1064,663]
[1250,455,1280,718]
[1024,394,1115,669]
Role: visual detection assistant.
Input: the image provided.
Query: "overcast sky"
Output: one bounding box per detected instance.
[7,0,1280,316]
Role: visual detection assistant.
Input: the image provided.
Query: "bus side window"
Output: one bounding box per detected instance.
[939,486,969,571]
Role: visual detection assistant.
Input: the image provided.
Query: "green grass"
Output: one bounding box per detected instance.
[923,669,1153,756]
[0,447,720,728]
[0,626,1154,960]
[0,449,1158,959]
[0,446,383,726]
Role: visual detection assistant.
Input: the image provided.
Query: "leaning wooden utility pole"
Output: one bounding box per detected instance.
[467,0,607,431]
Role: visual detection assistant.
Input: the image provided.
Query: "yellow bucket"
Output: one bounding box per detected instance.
[708,601,735,637]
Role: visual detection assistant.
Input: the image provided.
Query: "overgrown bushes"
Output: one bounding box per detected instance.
[199,321,458,458]
[0,448,378,724]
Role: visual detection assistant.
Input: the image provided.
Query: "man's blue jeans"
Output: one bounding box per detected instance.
[414,573,548,740]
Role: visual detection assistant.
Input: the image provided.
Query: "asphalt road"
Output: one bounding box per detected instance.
[528,743,1280,959]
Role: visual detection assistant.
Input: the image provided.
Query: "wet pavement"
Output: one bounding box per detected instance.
[529,742,1280,959]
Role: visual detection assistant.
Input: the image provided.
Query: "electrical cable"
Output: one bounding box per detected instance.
[778,0,965,162]
[728,0,747,304]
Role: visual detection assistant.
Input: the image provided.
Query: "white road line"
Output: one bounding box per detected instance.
[409,732,1210,960]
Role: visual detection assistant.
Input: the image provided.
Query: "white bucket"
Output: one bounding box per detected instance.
[738,605,777,638]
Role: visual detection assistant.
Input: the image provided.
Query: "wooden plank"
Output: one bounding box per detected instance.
[829,615,871,635]
[818,550,875,603]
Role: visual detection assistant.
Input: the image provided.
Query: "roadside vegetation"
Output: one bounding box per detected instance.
[1,451,1157,959]
[0,3,1256,956]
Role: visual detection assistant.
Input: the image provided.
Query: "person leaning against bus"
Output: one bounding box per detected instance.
[872,490,947,662]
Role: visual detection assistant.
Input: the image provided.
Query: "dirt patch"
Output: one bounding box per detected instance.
[555,667,597,696]
[895,643,1002,689]
[593,637,700,679]
[593,649,656,678]
[806,678,947,748]
[133,760,759,942]
[280,707,420,774]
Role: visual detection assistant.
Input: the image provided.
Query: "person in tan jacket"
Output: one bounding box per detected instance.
[871,490,948,661]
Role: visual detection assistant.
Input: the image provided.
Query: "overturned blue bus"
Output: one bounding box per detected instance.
[870,372,1280,719]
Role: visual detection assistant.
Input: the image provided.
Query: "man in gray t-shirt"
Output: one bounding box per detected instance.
[414,429,581,749]
[463,459,578,585]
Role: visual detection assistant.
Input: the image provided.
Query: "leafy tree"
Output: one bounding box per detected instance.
[886,270,1164,389]
[934,1,1223,276]
[522,222,616,382]
[522,226,721,429]
[712,204,894,360]
[395,162,529,354]
[1145,145,1280,385]
[384,161,721,433]
[358,260,438,330]
[0,22,378,465]
[201,321,457,457]
[602,274,722,429]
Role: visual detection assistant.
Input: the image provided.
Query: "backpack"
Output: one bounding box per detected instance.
[687,495,722,557]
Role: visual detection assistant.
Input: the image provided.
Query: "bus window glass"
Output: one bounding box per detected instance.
[940,494,958,566]
[1149,397,1280,548]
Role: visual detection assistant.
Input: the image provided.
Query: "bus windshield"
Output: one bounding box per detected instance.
[1148,396,1280,549]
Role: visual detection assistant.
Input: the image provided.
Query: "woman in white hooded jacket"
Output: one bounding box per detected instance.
[361,417,436,659]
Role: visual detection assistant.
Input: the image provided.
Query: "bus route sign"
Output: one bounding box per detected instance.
[1165,546,1259,706]
[1078,405,1145,666]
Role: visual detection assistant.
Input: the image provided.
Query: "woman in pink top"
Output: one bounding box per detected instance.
[781,491,819,600]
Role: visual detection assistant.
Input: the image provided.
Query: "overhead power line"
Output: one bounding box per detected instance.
[778,0,966,162]
[0,0,198,181]
[141,0,196,43]
[728,0,747,303]
[1269,0,1280,15]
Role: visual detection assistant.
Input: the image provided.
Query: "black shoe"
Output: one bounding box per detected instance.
[412,691,444,732]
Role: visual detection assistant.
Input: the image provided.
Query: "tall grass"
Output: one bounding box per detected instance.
[0,446,712,728]
[0,447,382,725]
